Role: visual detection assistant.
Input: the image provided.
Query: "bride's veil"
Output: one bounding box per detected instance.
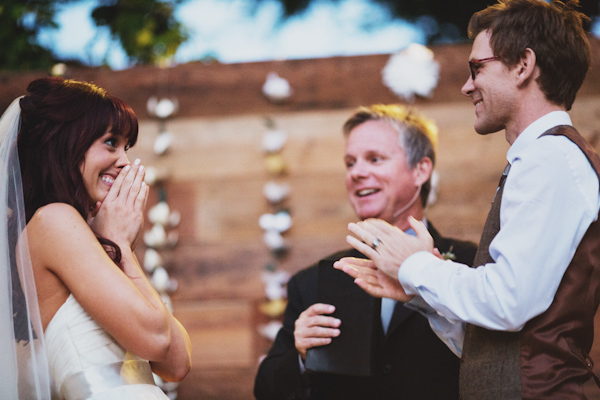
[0,97,51,399]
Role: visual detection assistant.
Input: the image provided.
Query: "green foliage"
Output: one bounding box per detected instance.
[0,0,65,71]
[0,0,188,71]
[91,0,189,66]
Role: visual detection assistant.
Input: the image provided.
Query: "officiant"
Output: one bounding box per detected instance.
[254,104,477,400]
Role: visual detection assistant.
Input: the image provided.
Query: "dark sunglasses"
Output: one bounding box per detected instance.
[469,56,501,80]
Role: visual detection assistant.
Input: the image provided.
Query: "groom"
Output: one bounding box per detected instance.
[336,1,600,398]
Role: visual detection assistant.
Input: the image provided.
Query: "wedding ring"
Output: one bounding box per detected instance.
[371,238,382,250]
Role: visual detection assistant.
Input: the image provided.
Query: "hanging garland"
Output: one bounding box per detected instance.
[257,116,292,343]
[143,96,181,399]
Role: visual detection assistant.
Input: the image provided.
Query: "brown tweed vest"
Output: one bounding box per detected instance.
[459,125,600,399]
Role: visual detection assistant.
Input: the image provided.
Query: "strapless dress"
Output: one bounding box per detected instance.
[45,294,169,400]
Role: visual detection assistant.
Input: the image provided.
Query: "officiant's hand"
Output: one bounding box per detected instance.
[295,303,341,360]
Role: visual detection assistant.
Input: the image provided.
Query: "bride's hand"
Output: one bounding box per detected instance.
[88,159,149,249]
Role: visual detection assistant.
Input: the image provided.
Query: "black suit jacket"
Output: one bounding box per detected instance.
[254,223,478,400]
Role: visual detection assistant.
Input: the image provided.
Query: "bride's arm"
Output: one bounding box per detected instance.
[30,204,173,361]
[29,162,191,379]
[150,312,192,381]
[91,161,191,380]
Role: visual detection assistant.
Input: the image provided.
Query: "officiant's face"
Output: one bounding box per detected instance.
[344,120,422,224]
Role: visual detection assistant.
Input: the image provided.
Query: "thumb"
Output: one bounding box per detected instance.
[408,215,429,238]
[408,216,434,251]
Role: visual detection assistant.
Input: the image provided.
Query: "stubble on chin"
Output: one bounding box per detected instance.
[474,118,503,136]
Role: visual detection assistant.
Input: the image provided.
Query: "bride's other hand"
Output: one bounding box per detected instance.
[88,159,149,249]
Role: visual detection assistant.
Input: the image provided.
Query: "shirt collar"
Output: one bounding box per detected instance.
[506,111,572,164]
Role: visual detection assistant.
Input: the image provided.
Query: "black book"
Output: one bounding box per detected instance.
[304,258,381,376]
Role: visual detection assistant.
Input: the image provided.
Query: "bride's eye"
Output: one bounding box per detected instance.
[104,137,117,148]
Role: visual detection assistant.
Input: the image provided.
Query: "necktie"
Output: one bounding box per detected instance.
[381,227,416,334]
[498,163,511,188]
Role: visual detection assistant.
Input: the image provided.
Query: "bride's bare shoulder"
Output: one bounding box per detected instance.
[27,203,88,238]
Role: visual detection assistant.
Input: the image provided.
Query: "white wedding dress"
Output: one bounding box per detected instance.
[45,294,169,400]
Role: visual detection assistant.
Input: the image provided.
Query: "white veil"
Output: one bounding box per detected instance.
[0,97,52,398]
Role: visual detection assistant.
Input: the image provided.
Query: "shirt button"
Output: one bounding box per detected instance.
[382,363,392,374]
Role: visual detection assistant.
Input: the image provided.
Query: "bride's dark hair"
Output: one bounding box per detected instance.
[17,77,139,263]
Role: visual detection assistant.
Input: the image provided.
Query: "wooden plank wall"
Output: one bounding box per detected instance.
[127,95,600,399]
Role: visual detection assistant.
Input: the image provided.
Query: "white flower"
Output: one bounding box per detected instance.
[144,166,158,186]
[143,248,163,272]
[147,97,179,118]
[151,266,171,292]
[263,230,285,250]
[265,281,286,300]
[382,43,440,102]
[154,131,173,155]
[262,270,290,286]
[262,129,287,153]
[149,201,171,226]
[144,223,167,248]
[258,321,283,341]
[263,181,290,204]
[259,211,292,233]
[143,166,169,186]
[262,72,292,102]
[168,210,181,228]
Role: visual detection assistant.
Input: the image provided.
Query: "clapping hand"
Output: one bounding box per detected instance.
[333,257,414,302]
[333,216,435,302]
[344,216,433,279]
[88,159,149,249]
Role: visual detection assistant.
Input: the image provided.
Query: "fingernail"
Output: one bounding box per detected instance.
[139,165,144,172]
[134,159,141,165]
[124,165,131,171]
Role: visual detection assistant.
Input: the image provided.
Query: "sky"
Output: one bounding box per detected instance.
[38,0,427,70]
[37,0,600,70]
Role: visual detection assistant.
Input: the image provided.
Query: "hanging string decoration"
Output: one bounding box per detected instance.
[257,117,291,345]
[143,95,181,399]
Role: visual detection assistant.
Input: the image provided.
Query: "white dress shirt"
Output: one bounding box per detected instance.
[400,112,600,356]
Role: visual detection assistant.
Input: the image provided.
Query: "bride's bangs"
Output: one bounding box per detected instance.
[109,97,139,148]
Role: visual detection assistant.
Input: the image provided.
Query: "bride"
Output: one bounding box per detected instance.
[0,77,191,399]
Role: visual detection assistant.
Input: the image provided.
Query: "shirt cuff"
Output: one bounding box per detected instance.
[398,250,439,295]
[298,353,306,374]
